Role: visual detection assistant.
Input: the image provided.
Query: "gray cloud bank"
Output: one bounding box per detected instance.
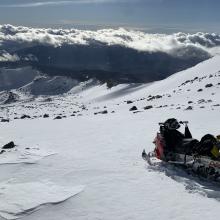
[0,24,219,83]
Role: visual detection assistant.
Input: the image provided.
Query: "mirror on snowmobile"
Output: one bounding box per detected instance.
[179,121,189,125]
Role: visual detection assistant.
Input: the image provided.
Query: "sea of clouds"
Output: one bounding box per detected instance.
[0,24,220,62]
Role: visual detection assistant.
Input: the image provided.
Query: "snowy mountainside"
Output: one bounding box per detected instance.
[18,75,79,96]
[1,55,220,120]
[0,67,82,104]
[0,56,219,220]
[119,55,220,110]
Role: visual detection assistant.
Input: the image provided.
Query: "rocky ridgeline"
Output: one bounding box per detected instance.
[178,71,220,89]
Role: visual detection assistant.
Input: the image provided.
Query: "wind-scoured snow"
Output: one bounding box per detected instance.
[0,181,84,219]
[0,56,219,219]
[0,145,56,165]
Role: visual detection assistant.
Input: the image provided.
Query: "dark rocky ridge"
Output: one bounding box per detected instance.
[1,44,210,84]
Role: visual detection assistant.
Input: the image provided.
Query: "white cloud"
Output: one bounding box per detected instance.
[0,0,119,8]
[0,24,220,57]
[0,51,20,62]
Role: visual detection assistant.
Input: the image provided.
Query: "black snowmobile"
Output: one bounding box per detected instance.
[142,118,220,181]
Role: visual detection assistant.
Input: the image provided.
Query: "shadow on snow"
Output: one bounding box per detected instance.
[145,161,220,201]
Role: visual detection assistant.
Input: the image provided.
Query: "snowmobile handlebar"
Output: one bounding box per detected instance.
[179,121,189,125]
[159,121,189,126]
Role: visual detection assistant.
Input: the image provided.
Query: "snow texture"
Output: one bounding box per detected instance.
[0,56,220,219]
[0,146,56,165]
[0,181,84,219]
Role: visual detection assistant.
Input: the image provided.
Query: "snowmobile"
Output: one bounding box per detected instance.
[142,118,220,181]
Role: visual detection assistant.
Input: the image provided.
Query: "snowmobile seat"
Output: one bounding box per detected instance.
[176,138,199,154]
[182,138,198,145]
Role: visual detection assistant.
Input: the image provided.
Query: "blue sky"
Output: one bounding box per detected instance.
[0,0,219,32]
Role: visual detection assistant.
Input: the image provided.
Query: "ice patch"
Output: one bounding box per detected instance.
[0,146,56,165]
[0,181,84,219]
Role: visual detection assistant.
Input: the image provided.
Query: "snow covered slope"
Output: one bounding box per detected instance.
[19,75,79,96]
[77,55,220,105]
[0,56,219,220]
[0,67,81,104]
[0,181,84,220]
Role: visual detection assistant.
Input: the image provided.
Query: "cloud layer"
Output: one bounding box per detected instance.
[0,24,220,58]
[0,24,218,83]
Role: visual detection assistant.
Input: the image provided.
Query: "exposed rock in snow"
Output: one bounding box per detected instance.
[129,106,138,111]
[2,141,15,149]
[144,105,153,110]
[20,114,31,119]
[185,106,193,110]
[3,92,19,104]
